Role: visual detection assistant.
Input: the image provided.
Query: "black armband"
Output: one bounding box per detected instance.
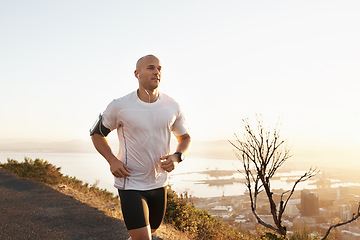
[90,114,111,137]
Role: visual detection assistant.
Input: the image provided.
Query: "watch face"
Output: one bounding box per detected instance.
[180,153,184,161]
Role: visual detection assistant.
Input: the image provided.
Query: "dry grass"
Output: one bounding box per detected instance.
[52,184,191,240]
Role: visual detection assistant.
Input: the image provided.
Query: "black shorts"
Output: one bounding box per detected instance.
[118,187,167,231]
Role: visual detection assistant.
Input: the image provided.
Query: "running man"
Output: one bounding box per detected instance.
[90,54,191,240]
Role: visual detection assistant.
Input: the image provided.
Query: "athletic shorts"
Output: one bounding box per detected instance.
[118,187,167,230]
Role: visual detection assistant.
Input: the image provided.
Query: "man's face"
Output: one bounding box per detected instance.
[136,56,162,91]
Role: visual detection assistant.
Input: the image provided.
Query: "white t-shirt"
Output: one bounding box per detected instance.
[102,91,188,190]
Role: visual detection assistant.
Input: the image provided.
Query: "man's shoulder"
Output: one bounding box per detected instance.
[104,91,136,111]
[110,91,136,104]
[158,93,183,113]
[160,92,179,104]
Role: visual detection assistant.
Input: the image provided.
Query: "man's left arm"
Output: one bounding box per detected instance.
[160,133,191,172]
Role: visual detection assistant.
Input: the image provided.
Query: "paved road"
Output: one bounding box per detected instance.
[0,169,162,240]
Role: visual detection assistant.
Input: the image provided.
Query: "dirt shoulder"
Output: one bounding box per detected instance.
[0,169,129,239]
[52,183,190,240]
[0,168,189,240]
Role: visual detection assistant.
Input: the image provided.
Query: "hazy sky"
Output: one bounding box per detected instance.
[1,1,359,153]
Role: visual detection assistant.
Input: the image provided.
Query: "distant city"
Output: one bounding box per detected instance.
[192,171,360,240]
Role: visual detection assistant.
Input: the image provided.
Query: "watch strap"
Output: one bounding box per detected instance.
[174,152,184,162]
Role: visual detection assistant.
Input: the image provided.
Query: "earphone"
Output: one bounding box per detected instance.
[137,74,152,103]
[143,88,150,103]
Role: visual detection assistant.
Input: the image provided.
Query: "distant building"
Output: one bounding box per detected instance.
[210,205,233,218]
[285,203,300,218]
[234,214,246,223]
[337,187,350,200]
[340,204,352,221]
[211,205,233,212]
[301,190,319,216]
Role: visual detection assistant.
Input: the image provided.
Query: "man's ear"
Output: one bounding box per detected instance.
[134,70,139,78]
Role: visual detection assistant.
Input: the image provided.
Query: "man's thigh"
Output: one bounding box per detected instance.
[145,187,167,230]
[118,187,167,231]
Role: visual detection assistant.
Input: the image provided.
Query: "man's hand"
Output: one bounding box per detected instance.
[109,158,131,178]
[160,154,179,173]
[91,134,131,178]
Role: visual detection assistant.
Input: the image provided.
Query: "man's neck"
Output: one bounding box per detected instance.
[137,88,159,103]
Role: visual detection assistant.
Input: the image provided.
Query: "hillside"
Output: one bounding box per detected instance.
[0,158,251,240]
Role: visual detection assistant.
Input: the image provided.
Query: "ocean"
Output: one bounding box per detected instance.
[1,152,357,198]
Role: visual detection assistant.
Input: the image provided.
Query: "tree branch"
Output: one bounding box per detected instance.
[252,210,279,233]
[282,168,318,216]
[321,202,360,240]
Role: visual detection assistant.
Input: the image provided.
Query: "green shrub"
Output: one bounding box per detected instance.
[0,158,119,203]
[260,233,286,240]
[1,158,63,184]
[165,186,245,239]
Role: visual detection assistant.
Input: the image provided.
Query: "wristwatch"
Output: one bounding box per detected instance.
[174,152,184,163]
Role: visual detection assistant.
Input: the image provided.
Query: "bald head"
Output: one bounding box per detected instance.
[134,54,162,92]
[136,55,160,71]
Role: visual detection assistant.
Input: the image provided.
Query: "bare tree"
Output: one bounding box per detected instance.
[229,118,318,236]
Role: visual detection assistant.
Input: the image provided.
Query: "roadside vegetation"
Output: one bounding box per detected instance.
[0,157,118,202]
[1,157,338,239]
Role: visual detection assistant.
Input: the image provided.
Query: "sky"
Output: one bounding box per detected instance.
[1,1,359,160]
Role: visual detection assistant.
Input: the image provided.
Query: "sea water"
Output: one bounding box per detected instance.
[1,152,355,198]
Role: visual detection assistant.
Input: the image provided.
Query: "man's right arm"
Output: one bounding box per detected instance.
[91,134,131,178]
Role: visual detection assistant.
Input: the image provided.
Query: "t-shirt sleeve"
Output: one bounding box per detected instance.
[171,106,188,137]
[102,99,121,131]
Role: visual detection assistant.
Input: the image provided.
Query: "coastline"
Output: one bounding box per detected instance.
[2,151,360,199]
